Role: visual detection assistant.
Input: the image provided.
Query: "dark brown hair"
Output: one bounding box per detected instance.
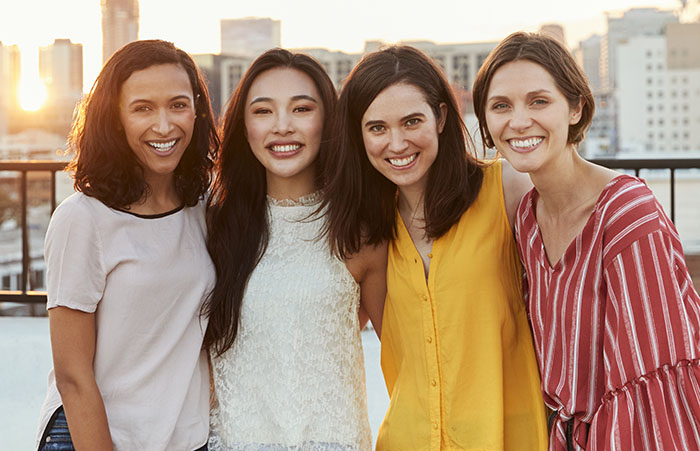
[203,48,337,356]
[472,31,595,148]
[68,39,218,208]
[321,45,484,259]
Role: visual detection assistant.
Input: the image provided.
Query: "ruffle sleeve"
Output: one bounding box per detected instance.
[590,227,700,450]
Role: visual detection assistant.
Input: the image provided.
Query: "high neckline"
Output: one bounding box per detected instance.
[267,190,322,207]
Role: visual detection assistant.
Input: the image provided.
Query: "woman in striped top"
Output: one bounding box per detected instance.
[473,32,700,450]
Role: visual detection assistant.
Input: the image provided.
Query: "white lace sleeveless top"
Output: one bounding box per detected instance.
[208,193,372,451]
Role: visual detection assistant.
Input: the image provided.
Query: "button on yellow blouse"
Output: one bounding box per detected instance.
[377,161,547,451]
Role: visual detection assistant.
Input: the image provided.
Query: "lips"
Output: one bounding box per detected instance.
[270,143,301,153]
[147,139,179,154]
[387,153,418,168]
[507,136,543,152]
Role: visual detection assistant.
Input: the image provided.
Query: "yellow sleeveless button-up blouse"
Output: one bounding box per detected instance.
[377,160,547,450]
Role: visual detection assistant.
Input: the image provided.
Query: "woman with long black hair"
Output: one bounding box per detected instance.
[204,48,386,450]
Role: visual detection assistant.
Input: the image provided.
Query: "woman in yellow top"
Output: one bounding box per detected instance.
[321,46,548,450]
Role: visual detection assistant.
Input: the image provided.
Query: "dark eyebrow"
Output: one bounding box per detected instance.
[487,89,553,103]
[249,94,319,106]
[128,94,192,108]
[364,112,425,128]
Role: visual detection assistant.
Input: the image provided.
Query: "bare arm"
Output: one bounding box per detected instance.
[345,241,388,339]
[49,306,113,451]
[501,158,533,231]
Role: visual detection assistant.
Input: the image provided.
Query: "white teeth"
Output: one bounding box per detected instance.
[270,144,301,153]
[388,154,417,167]
[509,137,543,148]
[148,139,177,152]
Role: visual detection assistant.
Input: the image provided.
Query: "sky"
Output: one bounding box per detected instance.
[0,0,682,97]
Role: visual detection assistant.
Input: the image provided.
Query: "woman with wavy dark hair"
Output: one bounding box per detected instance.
[36,39,218,451]
[473,31,700,450]
[204,48,385,450]
[321,45,548,450]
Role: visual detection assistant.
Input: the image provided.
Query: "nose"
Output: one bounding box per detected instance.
[152,108,175,135]
[508,106,533,132]
[388,129,409,153]
[272,111,293,135]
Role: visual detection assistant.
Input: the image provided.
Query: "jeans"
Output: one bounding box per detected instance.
[39,407,74,451]
[38,406,209,451]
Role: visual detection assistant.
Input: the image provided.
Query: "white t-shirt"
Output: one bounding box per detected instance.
[36,192,214,451]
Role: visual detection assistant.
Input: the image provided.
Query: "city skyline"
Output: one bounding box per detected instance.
[0,0,683,103]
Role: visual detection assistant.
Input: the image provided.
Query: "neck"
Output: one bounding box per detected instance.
[129,174,181,215]
[266,171,317,201]
[530,146,596,215]
[397,183,425,224]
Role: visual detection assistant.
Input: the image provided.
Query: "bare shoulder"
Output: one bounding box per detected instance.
[344,240,389,282]
[500,159,533,228]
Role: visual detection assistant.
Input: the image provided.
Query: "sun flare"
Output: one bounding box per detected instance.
[19,78,48,112]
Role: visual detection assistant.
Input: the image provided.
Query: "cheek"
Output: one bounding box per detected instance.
[244,122,266,148]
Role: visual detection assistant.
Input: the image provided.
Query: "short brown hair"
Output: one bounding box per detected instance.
[472,32,594,149]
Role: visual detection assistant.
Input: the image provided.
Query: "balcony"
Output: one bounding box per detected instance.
[1,157,700,313]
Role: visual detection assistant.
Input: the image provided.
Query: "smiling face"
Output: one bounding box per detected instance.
[484,59,582,175]
[118,63,195,186]
[244,67,324,198]
[361,83,446,194]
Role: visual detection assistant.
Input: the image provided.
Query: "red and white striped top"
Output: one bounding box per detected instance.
[516,174,700,450]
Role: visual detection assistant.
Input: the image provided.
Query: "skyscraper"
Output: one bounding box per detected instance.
[39,39,83,135]
[220,17,281,58]
[0,42,21,135]
[101,0,139,63]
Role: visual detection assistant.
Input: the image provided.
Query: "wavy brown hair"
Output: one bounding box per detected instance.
[203,49,337,356]
[472,31,595,149]
[68,39,218,208]
[321,45,484,259]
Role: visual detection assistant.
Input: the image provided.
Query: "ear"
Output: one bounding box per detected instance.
[569,96,583,125]
[437,102,448,133]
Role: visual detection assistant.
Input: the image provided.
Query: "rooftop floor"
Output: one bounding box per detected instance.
[0,317,388,450]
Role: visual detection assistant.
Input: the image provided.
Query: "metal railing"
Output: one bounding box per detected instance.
[1,157,699,306]
[0,160,67,305]
[590,157,700,223]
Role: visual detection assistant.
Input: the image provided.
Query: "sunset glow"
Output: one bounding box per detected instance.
[18,78,47,112]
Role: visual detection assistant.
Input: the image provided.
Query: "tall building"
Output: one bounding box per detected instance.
[101,0,139,63]
[193,53,250,117]
[0,42,21,135]
[600,8,677,92]
[616,25,700,155]
[221,17,281,58]
[38,39,83,135]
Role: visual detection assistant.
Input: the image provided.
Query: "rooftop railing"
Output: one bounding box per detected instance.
[0,161,67,306]
[1,157,699,308]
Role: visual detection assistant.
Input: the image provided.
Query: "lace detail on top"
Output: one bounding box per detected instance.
[266,190,322,207]
[209,202,371,451]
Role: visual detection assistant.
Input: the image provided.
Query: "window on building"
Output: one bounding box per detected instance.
[647,78,653,85]
[658,119,664,126]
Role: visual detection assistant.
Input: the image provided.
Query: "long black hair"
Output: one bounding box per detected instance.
[321,45,484,259]
[203,49,337,356]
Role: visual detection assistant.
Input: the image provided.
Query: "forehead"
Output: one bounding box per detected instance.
[363,83,431,119]
[119,63,193,100]
[246,67,321,102]
[488,60,559,96]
